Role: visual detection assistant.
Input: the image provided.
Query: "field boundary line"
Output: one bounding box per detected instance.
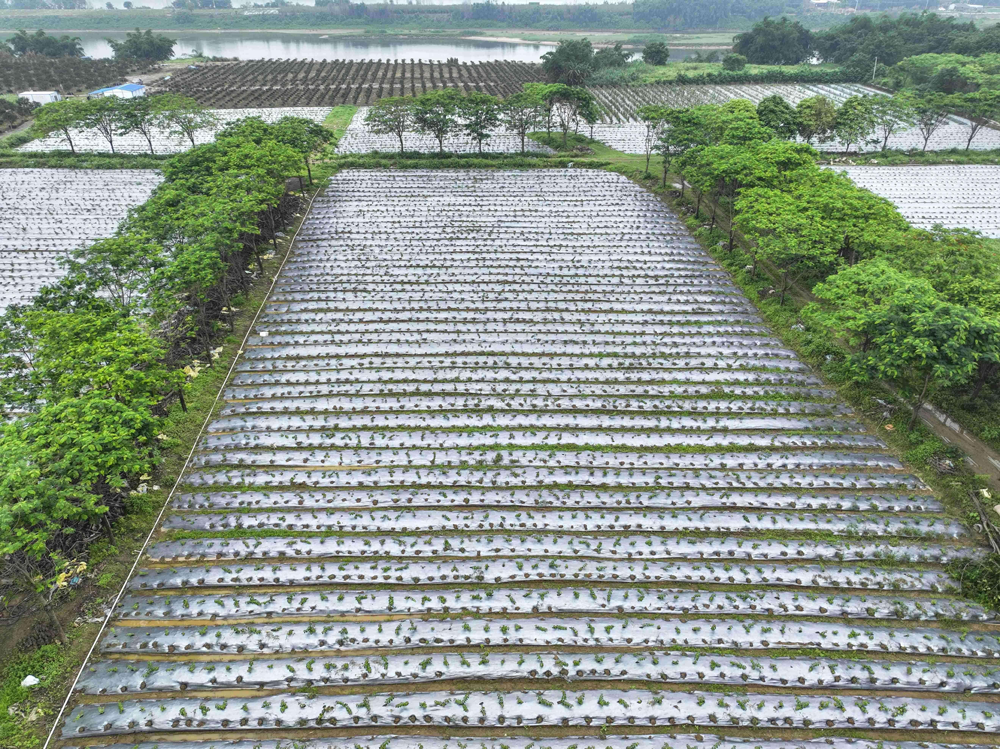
[40,185,322,749]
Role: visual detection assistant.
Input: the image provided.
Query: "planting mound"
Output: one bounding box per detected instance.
[152,60,545,109]
[0,168,162,313]
[836,165,1000,238]
[57,170,996,749]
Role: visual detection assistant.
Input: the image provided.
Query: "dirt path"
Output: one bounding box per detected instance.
[917,402,1000,490]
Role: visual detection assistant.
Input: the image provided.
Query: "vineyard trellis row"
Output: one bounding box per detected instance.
[152,59,546,109]
[0,57,155,97]
[53,169,999,749]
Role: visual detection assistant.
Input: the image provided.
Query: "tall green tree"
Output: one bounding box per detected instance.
[732,17,813,65]
[81,96,124,154]
[868,93,915,152]
[31,98,89,154]
[157,93,218,148]
[834,95,877,155]
[642,41,670,66]
[756,94,798,139]
[949,90,1000,150]
[458,92,501,155]
[364,96,414,155]
[541,38,595,85]
[412,89,462,154]
[910,92,952,152]
[795,95,837,145]
[107,27,176,61]
[501,90,543,154]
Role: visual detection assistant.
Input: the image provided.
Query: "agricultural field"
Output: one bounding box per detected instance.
[19,106,332,154]
[336,106,553,154]
[0,168,162,313]
[0,57,154,98]
[836,165,1000,238]
[586,83,1000,153]
[152,59,545,109]
[55,169,999,749]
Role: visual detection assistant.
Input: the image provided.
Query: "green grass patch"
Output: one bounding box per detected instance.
[823,148,1000,167]
[322,105,359,143]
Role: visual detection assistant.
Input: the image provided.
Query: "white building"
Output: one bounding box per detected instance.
[17,91,62,105]
[88,83,146,99]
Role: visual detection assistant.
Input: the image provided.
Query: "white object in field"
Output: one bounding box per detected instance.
[18,91,62,104]
[20,675,40,688]
[88,83,146,99]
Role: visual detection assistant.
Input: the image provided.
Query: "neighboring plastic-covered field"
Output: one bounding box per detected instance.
[59,170,996,749]
[836,165,1000,238]
[0,168,162,313]
[586,83,1000,153]
[19,107,331,154]
[152,59,545,108]
[336,106,554,154]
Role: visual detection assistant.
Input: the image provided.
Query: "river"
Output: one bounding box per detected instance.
[72,30,712,62]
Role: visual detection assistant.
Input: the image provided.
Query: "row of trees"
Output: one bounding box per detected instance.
[2,28,175,61]
[0,118,327,641]
[364,84,598,154]
[651,99,1000,428]
[733,13,1000,74]
[32,93,215,154]
[639,89,998,164]
[540,38,682,85]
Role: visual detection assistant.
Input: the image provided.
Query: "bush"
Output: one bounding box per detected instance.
[722,53,747,71]
[642,41,670,66]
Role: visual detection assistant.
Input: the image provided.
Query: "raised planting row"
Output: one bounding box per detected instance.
[152,60,545,109]
[0,57,154,98]
[0,168,162,313]
[18,107,331,155]
[336,107,552,155]
[584,83,1000,154]
[835,165,1000,238]
[59,170,995,749]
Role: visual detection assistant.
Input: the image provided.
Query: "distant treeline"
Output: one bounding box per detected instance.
[0,1,917,33]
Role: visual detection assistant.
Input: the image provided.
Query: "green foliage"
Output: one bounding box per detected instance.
[365,97,415,156]
[0,116,312,619]
[887,53,1000,94]
[412,88,462,154]
[107,27,176,61]
[458,92,501,155]
[733,17,813,65]
[500,90,544,155]
[541,38,597,85]
[949,555,1000,613]
[834,95,878,155]
[30,99,89,154]
[641,41,670,66]
[795,95,837,145]
[756,94,798,139]
[721,53,747,72]
[6,28,82,57]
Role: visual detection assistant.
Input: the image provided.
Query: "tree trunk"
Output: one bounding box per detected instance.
[909,372,933,430]
[398,133,404,155]
[695,192,701,218]
[970,361,998,401]
[779,272,789,306]
[178,387,187,413]
[966,126,978,151]
[520,132,525,154]
[63,129,75,154]
[45,601,66,645]
[305,158,313,186]
[922,132,930,152]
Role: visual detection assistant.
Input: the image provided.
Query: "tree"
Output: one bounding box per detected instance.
[82,96,124,154]
[732,17,812,65]
[364,96,414,156]
[736,187,838,305]
[834,95,877,155]
[157,93,218,147]
[637,105,669,174]
[272,115,332,185]
[756,95,798,139]
[6,29,82,57]
[107,28,176,61]
[548,86,598,147]
[722,53,747,71]
[541,38,595,85]
[795,95,837,145]
[593,42,632,70]
[810,261,996,427]
[116,95,163,154]
[949,90,1000,150]
[867,93,915,151]
[31,98,89,154]
[501,91,543,155]
[910,93,951,152]
[642,41,670,66]
[412,89,461,154]
[458,92,501,155]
